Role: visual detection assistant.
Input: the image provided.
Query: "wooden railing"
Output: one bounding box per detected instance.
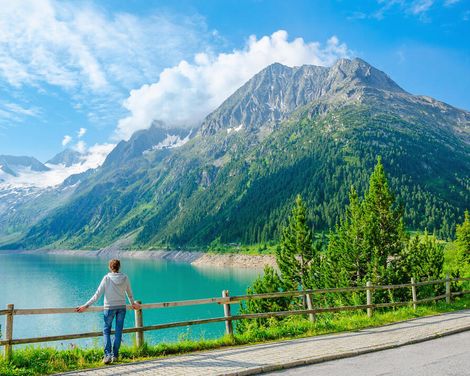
[1,275,469,361]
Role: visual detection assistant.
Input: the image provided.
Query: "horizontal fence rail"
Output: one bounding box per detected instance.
[1,275,469,360]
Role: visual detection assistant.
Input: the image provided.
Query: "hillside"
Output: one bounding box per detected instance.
[5,58,469,249]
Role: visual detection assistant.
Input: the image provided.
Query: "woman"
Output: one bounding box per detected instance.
[76,259,140,364]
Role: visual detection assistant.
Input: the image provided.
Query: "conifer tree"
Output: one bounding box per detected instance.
[327,157,407,289]
[276,195,315,290]
[398,233,444,297]
[327,186,368,286]
[362,157,406,284]
[456,210,470,257]
[237,266,291,331]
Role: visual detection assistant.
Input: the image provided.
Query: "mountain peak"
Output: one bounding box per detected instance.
[46,149,83,167]
[200,57,405,136]
[0,155,50,177]
[328,57,405,93]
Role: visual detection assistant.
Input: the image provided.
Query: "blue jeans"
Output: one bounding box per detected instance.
[103,308,126,357]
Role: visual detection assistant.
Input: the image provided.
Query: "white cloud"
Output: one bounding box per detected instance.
[374,0,438,19]
[3,103,41,118]
[0,1,214,92]
[77,127,87,138]
[0,143,115,188]
[411,0,434,14]
[0,0,216,128]
[0,101,42,125]
[62,135,72,146]
[82,143,115,169]
[116,30,350,140]
[74,140,87,154]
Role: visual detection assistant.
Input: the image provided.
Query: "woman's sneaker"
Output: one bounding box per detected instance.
[112,356,118,363]
[103,355,112,365]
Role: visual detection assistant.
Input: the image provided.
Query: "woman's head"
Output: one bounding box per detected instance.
[109,259,121,273]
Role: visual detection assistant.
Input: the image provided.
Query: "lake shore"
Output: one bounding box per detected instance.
[3,248,276,269]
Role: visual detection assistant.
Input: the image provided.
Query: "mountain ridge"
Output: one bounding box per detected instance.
[2,58,469,249]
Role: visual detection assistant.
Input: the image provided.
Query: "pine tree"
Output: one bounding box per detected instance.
[398,233,444,297]
[361,157,406,285]
[456,210,470,257]
[237,266,291,332]
[327,186,368,286]
[276,195,316,290]
[326,157,407,291]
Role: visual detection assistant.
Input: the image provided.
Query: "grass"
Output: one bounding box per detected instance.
[1,295,469,376]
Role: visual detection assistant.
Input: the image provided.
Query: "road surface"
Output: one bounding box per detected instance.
[267,330,470,376]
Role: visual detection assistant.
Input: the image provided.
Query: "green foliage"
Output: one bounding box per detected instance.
[398,233,445,297]
[237,266,291,332]
[326,158,407,292]
[399,234,444,281]
[456,210,470,257]
[239,159,461,332]
[276,195,317,290]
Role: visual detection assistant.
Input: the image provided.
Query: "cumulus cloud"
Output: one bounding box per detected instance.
[116,30,350,139]
[62,135,72,146]
[77,127,87,138]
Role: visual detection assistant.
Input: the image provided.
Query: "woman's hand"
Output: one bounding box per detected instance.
[75,305,88,313]
[132,302,141,310]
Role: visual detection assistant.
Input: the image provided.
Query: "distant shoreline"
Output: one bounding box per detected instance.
[1,248,276,269]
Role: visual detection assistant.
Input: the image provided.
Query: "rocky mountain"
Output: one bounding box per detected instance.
[3,58,469,250]
[0,155,50,179]
[46,149,83,167]
[103,122,192,167]
[200,58,405,136]
[0,149,97,244]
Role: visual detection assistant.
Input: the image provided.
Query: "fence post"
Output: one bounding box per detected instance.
[366,281,373,318]
[4,304,14,361]
[446,273,451,304]
[134,300,144,347]
[222,290,233,336]
[411,278,417,311]
[305,292,315,322]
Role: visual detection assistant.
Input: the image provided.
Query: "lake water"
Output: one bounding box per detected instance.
[0,252,260,349]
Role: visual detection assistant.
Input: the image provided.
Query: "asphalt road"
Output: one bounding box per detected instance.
[266,330,470,376]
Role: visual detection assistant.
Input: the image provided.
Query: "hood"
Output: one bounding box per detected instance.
[107,272,127,285]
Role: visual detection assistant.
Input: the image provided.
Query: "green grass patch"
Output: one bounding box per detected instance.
[1,295,469,375]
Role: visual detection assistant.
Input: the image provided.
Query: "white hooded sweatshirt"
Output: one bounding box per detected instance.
[85,272,135,309]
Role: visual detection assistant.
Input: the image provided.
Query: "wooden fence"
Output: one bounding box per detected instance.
[1,275,469,361]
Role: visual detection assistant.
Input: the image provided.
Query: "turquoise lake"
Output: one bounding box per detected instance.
[0,252,260,349]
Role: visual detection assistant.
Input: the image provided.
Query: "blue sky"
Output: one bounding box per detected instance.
[0,0,469,162]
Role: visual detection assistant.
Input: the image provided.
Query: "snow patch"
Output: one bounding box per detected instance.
[0,144,115,189]
[152,133,191,151]
[227,124,244,134]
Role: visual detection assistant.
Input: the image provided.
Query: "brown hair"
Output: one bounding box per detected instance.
[109,259,121,272]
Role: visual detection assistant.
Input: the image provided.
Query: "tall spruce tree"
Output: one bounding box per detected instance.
[326,158,407,288]
[276,195,316,290]
[362,157,406,284]
[327,186,368,287]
